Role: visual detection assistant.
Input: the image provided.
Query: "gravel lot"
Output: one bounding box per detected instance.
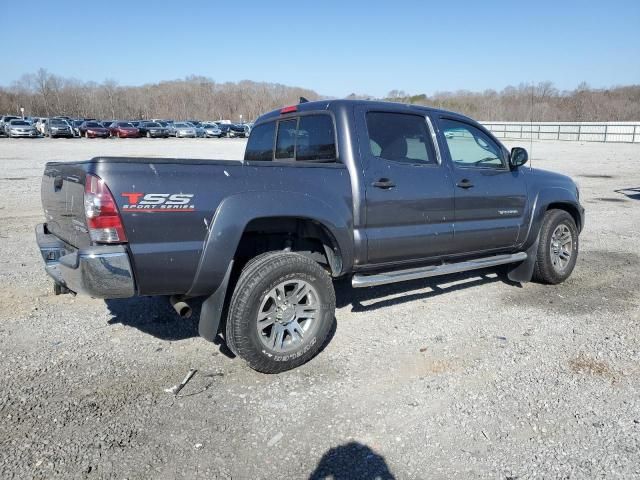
[0,137,639,479]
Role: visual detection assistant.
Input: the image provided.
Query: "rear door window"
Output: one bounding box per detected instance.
[366,112,436,165]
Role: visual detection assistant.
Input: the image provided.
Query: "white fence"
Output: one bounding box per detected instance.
[481,121,640,143]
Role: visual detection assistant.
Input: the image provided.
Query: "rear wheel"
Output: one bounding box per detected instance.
[532,209,579,284]
[226,252,335,373]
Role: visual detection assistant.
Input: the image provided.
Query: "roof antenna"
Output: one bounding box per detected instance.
[529,82,534,169]
[299,96,309,104]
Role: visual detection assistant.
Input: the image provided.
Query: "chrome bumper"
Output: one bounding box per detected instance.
[36,224,135,298]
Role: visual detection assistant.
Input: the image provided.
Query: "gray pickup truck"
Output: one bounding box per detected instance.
[36,100,584,373]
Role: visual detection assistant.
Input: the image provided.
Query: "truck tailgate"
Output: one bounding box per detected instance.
[41,163,91,248]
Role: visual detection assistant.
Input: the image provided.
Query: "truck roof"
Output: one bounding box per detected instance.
[256,99,471,124]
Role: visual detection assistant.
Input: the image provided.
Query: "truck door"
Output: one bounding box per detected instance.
[356,106,455,265]
[436,116,528,254]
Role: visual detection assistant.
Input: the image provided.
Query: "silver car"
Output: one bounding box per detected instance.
[185,122,205,137]
[6,119,39,138]
[203,124,222,138]
[173,122,196,138]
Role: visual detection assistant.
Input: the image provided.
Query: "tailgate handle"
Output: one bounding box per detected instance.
[53,175,63,191]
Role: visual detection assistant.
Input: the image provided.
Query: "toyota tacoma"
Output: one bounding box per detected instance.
[36,100,584,373]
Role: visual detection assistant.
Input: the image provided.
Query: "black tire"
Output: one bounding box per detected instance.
[226,251,335,373]
[532,209,578,284]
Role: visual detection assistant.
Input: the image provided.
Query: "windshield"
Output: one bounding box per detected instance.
[86,122,101,127]
[50,119,67,126]
[10,120,29,126]
[175,123,189,128]
[144,122,161,127]
[117,122,134,128]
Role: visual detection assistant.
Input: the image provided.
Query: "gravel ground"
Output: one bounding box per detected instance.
[0,137,639,479]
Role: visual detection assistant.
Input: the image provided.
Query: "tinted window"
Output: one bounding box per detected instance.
[144,122,160,127]
[245,121,276,161]
[296,115,336,161]
[275,119,297,160]
[440,119,504,168]
[366,112,436,165]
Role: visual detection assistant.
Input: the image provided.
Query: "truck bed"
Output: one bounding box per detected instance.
[41,156,351,295]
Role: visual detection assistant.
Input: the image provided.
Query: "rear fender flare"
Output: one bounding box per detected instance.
[187,190,353,298]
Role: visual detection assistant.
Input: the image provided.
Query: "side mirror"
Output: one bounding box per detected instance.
[510,147,528,169]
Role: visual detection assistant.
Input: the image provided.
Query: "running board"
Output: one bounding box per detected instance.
[351,252,527,288]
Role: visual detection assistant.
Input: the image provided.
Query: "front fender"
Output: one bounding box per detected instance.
[522,186,584,249]
[186,190,353,297]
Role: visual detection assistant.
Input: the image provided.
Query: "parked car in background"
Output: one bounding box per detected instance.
[44,118,74,138]
[35,118,48,135]
[70,120,83,137]
[216,123,231,137]
[173,122,196,138]
[138,121,170,138]
[101,120,115,129]
[186,122,205,137]
[203,124,223,137]
[108,122,140,138]
[6,119,39,138]
[228,123,247,138]
[1,115,20,135]
[79,121,110,138]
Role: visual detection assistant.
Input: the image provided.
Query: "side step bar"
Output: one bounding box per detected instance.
[351,252,527,288]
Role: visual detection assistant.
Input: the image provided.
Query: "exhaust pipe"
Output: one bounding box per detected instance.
[170,295,192,318]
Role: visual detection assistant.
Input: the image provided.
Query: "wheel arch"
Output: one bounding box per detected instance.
[187,191,353,298]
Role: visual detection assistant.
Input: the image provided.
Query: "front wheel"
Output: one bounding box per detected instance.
[532,209,579,284]
[226,252,335,373]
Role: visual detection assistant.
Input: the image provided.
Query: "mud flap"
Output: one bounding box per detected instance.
[198,261,234,341]
[507,236,539,283]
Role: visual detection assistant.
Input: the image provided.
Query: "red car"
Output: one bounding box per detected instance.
[80,121,110,138]
[109,122,139,138]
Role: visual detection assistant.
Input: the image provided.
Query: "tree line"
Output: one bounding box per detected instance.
[382,82,640,122]
[0,69,319,122]
[1,69,638,122]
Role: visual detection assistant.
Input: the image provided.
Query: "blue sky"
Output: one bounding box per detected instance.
[1,0,639,97]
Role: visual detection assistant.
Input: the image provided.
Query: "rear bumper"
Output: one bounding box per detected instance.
[36,223,135,298]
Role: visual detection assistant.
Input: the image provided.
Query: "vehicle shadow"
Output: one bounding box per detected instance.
[105,296,202,341]
[615,187,640,200]
[334,267,520,312]
[308,441,395,480]
[104,268,516,353]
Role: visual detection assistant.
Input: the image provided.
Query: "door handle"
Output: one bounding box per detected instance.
[372,178,396,189]
[456,179,474,189]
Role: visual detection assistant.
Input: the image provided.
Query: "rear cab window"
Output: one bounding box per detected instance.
[244,114,336,163]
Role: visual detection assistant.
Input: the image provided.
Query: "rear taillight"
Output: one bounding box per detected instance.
[84,174,127,243]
